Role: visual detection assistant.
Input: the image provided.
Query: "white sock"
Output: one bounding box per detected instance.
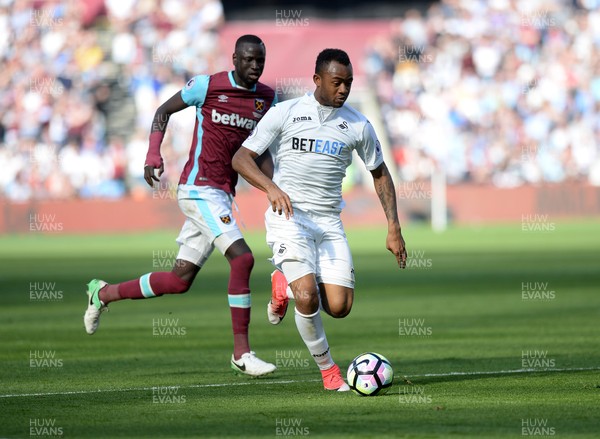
[294,307,334,370]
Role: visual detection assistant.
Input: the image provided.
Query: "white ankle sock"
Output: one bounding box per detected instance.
[294,307,334,370]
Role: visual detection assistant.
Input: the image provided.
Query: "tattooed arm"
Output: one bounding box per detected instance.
[370,162,407,269]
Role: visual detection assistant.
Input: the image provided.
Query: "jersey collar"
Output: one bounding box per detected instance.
[305,92,339,123]
[228,71,257,92]
[305,92,340,109]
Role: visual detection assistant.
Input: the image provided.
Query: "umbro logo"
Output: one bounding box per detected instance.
[218,94,228,103]
[292,116,312,123]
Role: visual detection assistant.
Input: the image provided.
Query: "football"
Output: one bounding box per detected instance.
[347,352,394,396]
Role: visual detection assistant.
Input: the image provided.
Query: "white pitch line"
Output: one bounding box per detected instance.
[0,379,320,399]
[1,366,597,399]
[407,366,600,378]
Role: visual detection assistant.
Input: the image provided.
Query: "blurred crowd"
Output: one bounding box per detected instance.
[2,0,600,202]
[366,0,600,187]
[1,0,224,201]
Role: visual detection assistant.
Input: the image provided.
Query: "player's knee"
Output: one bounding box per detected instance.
[228,252,254,274]
[170,272,191,294]
[329,305,352,319]
[295,289,320,313]
[227,252,254,295]
[325,293,353,318]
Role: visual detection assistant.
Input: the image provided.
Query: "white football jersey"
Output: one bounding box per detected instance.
[242,93,383,212]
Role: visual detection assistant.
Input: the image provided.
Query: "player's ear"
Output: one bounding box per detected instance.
[313,73,321,87]
[232,52,238,66]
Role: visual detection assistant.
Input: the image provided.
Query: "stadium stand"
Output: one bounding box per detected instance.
[365,0,600,187]
[1,0,600,204]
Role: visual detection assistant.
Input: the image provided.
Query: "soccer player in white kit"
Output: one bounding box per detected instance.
[233,48,407,391]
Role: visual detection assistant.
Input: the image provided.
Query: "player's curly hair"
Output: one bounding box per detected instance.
[315,49,351,74]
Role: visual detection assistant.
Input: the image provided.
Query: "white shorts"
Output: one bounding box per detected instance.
[265,207,355,288]
[175,185,243,266]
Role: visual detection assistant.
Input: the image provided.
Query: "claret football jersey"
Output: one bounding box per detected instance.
[179,71,277,195]
[242,92,384,213]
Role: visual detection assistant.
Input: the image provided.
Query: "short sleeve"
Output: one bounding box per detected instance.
[242,103,284,155]
[180,75,210,107]
[356,120,384,170]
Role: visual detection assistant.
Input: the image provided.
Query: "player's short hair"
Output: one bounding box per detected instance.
[315,49,351,74]
[235,34,264,51]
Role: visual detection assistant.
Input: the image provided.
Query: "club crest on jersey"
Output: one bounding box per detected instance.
[218,94,229,103]
[336,121,349,132]
[254,98,265,112]
[220,215,232,224]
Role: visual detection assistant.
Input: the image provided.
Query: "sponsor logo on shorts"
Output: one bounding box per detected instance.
[220,215,232,224]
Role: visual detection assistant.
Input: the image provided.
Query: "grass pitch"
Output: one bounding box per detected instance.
[0,221,598,438]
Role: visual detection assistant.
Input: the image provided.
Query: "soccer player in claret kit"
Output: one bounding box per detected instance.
[233,48,407,390]
[84,35,278,377]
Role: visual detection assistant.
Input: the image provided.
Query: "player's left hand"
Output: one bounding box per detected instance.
[387,226,407,269]
[144,163,164,188]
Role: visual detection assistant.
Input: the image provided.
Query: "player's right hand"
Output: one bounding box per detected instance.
[266,184,293,219]
[144,162,164,187]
